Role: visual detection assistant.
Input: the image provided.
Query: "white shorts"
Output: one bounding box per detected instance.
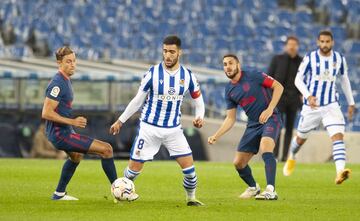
[297,102,345,139]
[130,121,192,162]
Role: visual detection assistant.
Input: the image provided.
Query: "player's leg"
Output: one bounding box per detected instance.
[330,133,350,184]
[234,126,262,199]
[255,137,278,200]
[164,127,203,206]
[123,122,161,181]
[175,154,204,206]
[234,151,260,199]
[87,139,117,184]
[255,115,281,200]
[124,160,144,181]
[323,103,350,184]
[52,152,83,200]
[284,106,321,176]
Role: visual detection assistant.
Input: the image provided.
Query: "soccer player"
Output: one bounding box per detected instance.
[283,30,356,184]
[42,46,119,200]
[109,35,205,206]
[208,54,284,200]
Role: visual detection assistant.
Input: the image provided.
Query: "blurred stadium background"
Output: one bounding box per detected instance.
[0,0,359,161]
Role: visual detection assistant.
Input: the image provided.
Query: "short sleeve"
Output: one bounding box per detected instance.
[252,71,274,88]
[225,86,237,110]
[139,67,154,92]
[188,71,201,99]
[45,80,63,102]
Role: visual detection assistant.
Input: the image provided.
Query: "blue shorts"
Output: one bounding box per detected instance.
[237,114,282,154]
[48,128,94,154]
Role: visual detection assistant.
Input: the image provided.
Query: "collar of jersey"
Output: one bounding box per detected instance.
[58,70,70,81]
[163,63,180,76]
[230,71,243,85]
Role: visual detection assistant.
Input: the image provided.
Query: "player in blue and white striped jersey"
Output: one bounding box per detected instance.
[283,30,356,184]
[110,35,205,206]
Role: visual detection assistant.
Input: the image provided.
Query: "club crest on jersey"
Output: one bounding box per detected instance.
[242,82,250,92]
[50,86,60,97]
[179,79,185,87]
[333,62,337,68]
[160,80,164,84]
[168,87,176,95]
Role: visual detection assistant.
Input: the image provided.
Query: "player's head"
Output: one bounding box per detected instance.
[285,36,299,58]
[56,46,76,76]
[223,54,241,79]
[162,35,182,69]
[317,30,334,55]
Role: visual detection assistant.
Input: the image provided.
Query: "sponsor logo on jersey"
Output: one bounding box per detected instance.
[50,86,60,97]
[155,94,183,101]
[168,87,176,95]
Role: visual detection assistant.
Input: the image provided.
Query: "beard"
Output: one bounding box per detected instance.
[163,56,179,69]
[320,46,332,54]
[225,66,239,79]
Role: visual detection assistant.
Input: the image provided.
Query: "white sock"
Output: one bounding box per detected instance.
[333,141,346,174]
[123,166,140,181]
[54,191,65,196]
[182,166,197,200]
[289,137,301,159]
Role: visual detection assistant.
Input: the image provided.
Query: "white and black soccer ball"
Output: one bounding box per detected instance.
[111,177,135,201]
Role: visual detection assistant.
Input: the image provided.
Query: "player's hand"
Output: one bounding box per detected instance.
[193,117,204,128]
[259,108,273,124]
[208,135,217,145]
[72,116,87,128]
[348,105,356,121]
[109,120,123,135]
[307,96,318,109]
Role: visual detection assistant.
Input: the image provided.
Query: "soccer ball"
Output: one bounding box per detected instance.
[111,177,136,201]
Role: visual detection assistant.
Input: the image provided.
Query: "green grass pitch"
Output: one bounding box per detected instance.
[0,159,359,221]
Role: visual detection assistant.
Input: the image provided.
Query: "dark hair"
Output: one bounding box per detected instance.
[55,46,74,61]
[285,36,299,44]
[318,30,333,40]
[163,35,181,48]
[223,54,240,63]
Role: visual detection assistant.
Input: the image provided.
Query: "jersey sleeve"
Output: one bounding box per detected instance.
[45,80,63,102]
[252,71,274,88]
[188,71,201,99]
[139,67,154,92]
[225,86,237,110]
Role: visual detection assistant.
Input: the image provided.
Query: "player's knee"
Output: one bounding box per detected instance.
[296,136,306,145]
[70,153,83,163]
[102,143,113,158]
[233,158,247,169]
[331,133,343,142]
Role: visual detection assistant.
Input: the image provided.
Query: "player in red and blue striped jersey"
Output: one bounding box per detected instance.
[208,54,284,200]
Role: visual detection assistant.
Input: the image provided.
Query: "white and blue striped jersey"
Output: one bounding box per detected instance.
[139,63,201,128]
[296,49,350,106]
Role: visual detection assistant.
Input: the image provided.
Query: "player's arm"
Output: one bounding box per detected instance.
[339,56,356,121]
[294,55,317,108]
[259,77,283,124]
[41,97,86,128]
[208,108,236,144]
[192,94,205,128]
[189,72,205,128]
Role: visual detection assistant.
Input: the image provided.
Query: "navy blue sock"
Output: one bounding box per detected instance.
[56,159,79,193]
[236,165,256,187]
[101,157,118,184]
[262,152,277,188]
